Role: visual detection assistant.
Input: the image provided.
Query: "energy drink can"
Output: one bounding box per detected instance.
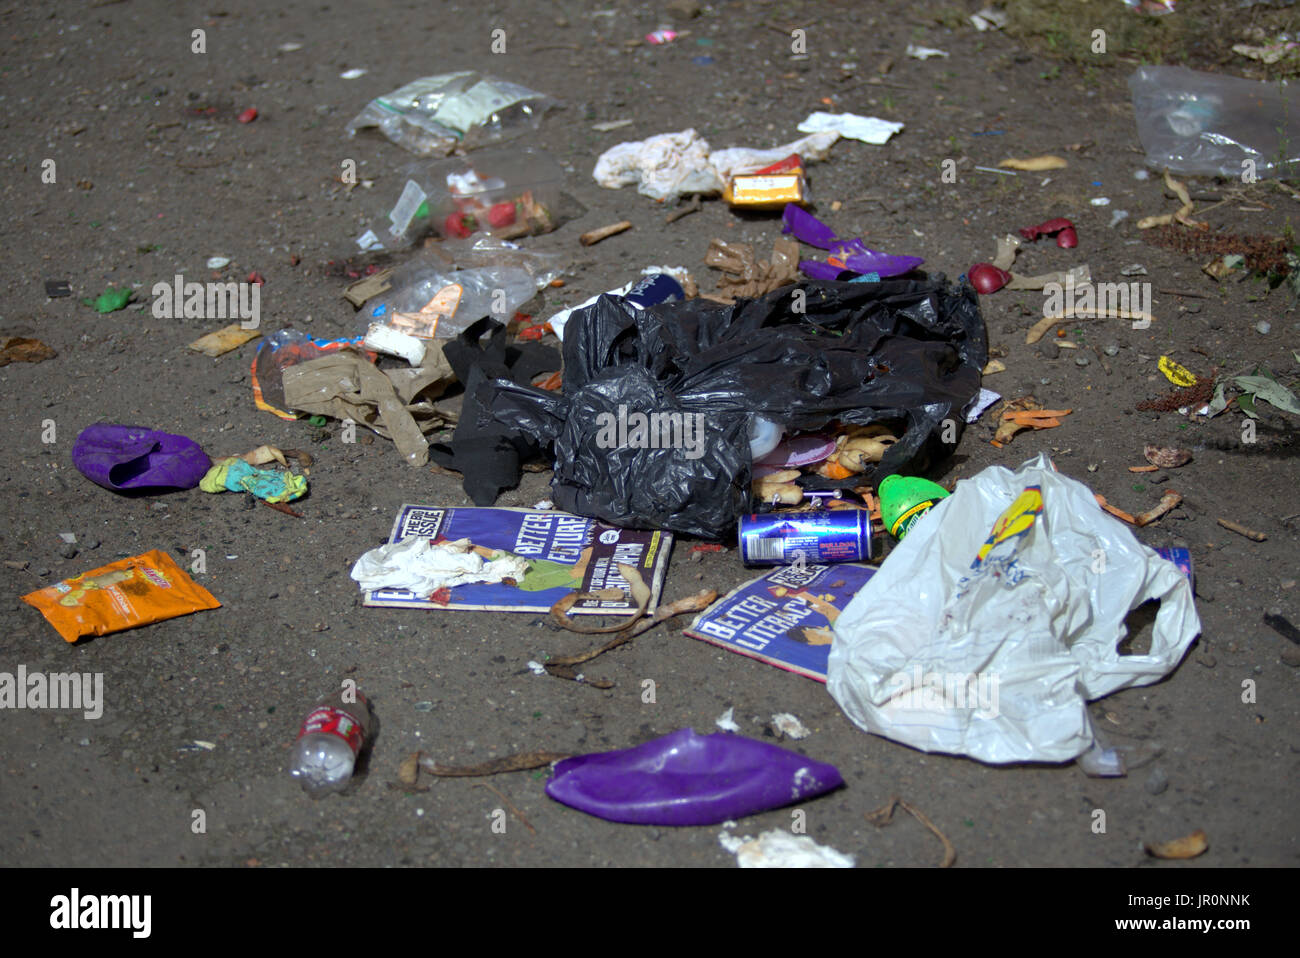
[738,510,872,566]
[622,272,685,309]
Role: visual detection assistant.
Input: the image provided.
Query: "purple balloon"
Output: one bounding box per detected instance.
[841,251,925,277]
[830,238,870,260]
[799,260,849,281]
[72,423,211,493]
[545,727,844,826]
[787,207,924,279]
[781,205,839,250]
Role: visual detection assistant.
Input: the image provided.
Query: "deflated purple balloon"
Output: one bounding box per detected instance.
[781,204,839,249]
[788,208,924,279]
[841,250,925,277]
[798,260,848,281]
[544,727,844,826]
[72,423,211,493]
[829,238,869,260]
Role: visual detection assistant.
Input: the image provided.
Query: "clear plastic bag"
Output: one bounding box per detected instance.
[362,243,561,340]
[354,148,563,252]
[345,72,555,156]
[826,454,1201,766]
[1129,65,1300,178]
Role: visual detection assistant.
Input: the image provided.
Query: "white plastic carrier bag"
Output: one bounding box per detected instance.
[827,454,1201,765]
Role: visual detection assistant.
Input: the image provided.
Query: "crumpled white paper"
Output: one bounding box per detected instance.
[350,536,530,595]
[718,829,855,868]
[796,111,904,145]
[593,128,839,202]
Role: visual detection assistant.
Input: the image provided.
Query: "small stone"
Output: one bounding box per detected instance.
[666,0,702,18]
[1103,344,1119,357]
[57,542,78,559]
[1038,340,1059,360]
[1075,354,1090,367]
[1281,579,1296,590]
[206,256,231,270]
[1145,767,1169,795]
[1282,645,1300,668]
[1256,321,1271,334]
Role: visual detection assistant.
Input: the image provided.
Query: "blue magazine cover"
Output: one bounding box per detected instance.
[363,505,672,614]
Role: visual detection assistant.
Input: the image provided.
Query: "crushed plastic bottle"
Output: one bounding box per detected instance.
[290,689,372,795]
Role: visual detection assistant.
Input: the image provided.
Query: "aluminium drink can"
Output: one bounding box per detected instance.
[738,510,873,566]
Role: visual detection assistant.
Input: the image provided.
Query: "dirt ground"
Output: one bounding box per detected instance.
[2,0,1297,870]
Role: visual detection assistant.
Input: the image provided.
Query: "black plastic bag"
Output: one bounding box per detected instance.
[447,278,986,538]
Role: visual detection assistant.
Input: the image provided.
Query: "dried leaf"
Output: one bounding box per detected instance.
[0,337,57,366]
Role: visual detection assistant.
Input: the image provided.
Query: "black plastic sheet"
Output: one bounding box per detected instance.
[444,278,986,538]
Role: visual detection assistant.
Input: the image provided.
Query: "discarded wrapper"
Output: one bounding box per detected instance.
[724,172,805,209]
[22,550,221,643]
[200,457,307,504]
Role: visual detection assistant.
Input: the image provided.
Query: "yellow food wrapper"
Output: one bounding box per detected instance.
[22,550,221,643]
[724,173,806,209]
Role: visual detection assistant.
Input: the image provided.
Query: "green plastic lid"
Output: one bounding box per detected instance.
[879,474,950,539]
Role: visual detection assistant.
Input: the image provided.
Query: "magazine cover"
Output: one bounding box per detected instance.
[683,563,878,682]
[362,505,672,614]
[684,547,1194,682]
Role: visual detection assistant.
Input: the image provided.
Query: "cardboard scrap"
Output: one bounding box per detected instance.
[704,237,800,301]
[280,346,456,467]
[342,267,395,308]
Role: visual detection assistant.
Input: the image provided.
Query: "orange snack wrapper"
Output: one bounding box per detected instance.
[22,550,220,643]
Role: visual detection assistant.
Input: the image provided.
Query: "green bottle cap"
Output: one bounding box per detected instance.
[879,475,950,539]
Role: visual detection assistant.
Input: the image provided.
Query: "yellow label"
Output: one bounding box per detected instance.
[1158,355,1198,387]
[973,486,1043,569]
